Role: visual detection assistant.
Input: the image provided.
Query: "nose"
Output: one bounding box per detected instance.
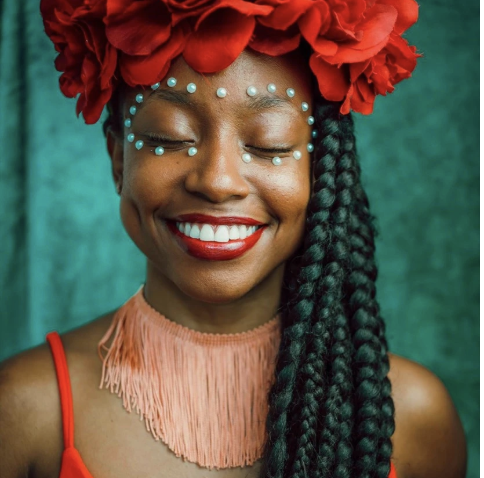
[184,139,250,203]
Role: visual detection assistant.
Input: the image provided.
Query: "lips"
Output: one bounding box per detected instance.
[165,215,267,261]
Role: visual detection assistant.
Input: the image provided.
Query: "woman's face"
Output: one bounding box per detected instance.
[109,49,314,303]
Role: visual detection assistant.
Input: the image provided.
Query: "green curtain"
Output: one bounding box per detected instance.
[0,1,479,476]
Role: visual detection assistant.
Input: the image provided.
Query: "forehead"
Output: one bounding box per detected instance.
[124,49,313,113]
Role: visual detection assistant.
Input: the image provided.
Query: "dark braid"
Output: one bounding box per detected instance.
[260,97,395,478]
[102,86,395,478]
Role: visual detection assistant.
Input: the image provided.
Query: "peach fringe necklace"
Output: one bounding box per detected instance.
[97,287,282,470]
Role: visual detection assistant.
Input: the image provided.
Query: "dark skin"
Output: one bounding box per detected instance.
[0,51,467,478]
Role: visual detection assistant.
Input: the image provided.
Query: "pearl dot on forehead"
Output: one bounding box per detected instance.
[308,116,315,125]
[216,87,227,98]
[242,153,252,163]
[151,82,160,90]
[124,119,131,128]
[187,83,197,93]
[247,86,257,97]
[167,77,177,87]
[129,106,137,115]
[135,140,144,150]
[136,93,144,104]
[286,88,295,98]
[272,156,282,166]
[188,147,198,156]
[293,150,302,160]
[127,133,135,143]
[307,144,314,153]
[267,83,276,93]
[155,146,165,156]
[302,102,309,111]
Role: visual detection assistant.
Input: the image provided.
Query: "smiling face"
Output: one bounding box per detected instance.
[108,49,314,304]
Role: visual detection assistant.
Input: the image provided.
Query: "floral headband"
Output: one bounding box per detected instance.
[40,0,420,125]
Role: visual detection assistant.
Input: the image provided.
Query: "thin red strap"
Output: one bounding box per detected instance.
[46,332,75,449]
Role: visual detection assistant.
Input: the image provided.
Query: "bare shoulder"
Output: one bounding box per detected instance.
[388,352,467,478]
[0,312,114,478]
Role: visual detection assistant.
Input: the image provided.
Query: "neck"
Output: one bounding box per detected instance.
[144,260,285,334]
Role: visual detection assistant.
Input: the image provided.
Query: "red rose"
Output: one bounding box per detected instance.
[310,31,420,114]
[41,0,117,124]
[183,0,273,73]
[163,0,214,25]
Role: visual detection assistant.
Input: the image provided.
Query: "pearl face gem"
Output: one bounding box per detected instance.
[272,156,282,166]
[216,87,227,98]
[188,147,198,156]
[286,88,295,98]
[135,140,144,150]
[151,82,160,90]
[167,77,177,87]
[267,83,276,93]
[247,86,257,97]
[187,83,197,93]
[155,146,165,156]
[127,133,135,143]
[301,102,309,111]
[242,153,252,163]
[307,143,314,153]
[136,93,144,103]
[293,150,302,160]
[124,119,131,128]
[308,116,315,125]
[312,130,318,138]
[129,106,137,115]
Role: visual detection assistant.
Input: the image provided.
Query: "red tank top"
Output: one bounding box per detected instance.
[46,331,398,478]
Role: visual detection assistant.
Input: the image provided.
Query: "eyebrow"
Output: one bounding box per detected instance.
[149,88,297,111]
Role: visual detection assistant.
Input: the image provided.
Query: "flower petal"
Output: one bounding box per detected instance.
[250,24,301,56]
[310,53,349,102]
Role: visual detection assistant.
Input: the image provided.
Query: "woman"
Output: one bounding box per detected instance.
[0,1,467,478]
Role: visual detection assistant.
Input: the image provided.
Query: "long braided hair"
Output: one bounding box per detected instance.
[103,79,395,478]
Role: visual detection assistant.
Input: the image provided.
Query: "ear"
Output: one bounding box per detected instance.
[107,127,124,194]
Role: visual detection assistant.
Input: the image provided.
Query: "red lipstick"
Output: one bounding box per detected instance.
[166,220,266,261]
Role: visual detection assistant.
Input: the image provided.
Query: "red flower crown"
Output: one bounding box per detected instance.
[40,0,421,124]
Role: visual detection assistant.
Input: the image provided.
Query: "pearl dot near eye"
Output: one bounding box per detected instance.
[267,83,276,93]
[151,82,160,90]
[135,140,144,150]
[187,83,197,93]
[242,153,252,163]
[124,119,131,128]
[129,106,137,115]
[308,116,315,125]
[188,147,198,156]
[286,88,295,98]
[307,143,314,153]
[216,87,227,98]
[272,156,282,166]
[293,150,302,160]
[136,94,144,104]
[247,86,257,97]
[312,130,318,138]
[155,146,165,156]
[127,133,135,143]
[167,77,177,87]
[301,102,309,111]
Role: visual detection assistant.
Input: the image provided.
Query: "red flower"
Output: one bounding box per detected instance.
[183,0,273,73]
[163,0,214,25]
[40,0,117,124]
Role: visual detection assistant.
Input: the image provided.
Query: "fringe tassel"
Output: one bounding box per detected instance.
[98,287,281,470]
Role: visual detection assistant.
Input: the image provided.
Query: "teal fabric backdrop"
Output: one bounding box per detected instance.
[0,1,479,476]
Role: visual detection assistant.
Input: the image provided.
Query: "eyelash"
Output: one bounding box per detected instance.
[144,133,291,158]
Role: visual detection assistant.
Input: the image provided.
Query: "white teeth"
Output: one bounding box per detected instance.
[189,224,200,239]
[229,225,240,240]
[214,225,230,243]
[200,224,215,242]
[175,222,261,241]
[239,225,248,239]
